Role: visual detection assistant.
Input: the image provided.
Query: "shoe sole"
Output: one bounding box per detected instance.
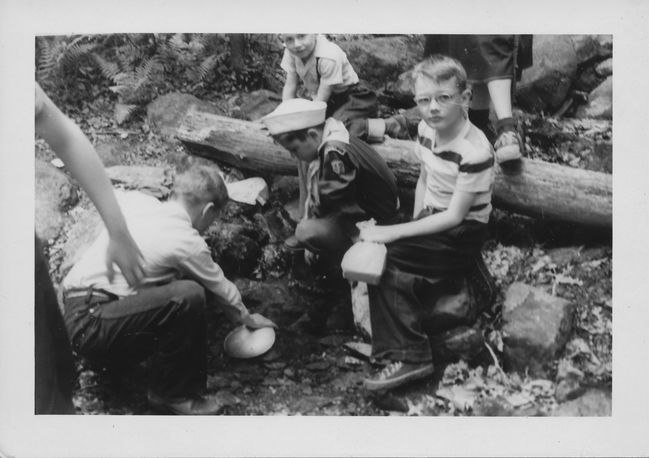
[363,364,435,392]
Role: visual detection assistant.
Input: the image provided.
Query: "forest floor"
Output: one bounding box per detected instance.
[37,92,612,416]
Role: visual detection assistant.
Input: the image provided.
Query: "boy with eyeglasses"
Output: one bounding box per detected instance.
[358,55,495,391]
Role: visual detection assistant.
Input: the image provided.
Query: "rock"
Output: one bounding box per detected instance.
[381,70,416,109]
[106,165,172,199]
[254,208,296,244]
[95,139,130,167]
[146,92,226,138]
[571,35,611,64]
[501,282,575,376]
[430,326,486,364]
[473,396,515,416]
[35,160,80,241]
[553,388,611,416]
[229,89,282,121]
[270,176,300,204]
[575,76,612,120]
[372,392,409,413]
[283,198,301,223]
[339,36,424,89]
[226,177,269,206]
[205,222,265,277]
[595,58,612,77]
[517,35,579,113]
[233,279,296,314]
[555,358,585,402]
[547,246,584,266]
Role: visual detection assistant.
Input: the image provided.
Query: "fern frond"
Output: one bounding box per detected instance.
[62,42,97,66]
[196,54,219,81]
[92,53,122,81]
[114,103,138,125]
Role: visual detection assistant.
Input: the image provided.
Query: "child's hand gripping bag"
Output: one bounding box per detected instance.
[341,241,387,285]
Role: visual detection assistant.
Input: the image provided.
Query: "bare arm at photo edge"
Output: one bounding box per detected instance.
[35,83,145,287]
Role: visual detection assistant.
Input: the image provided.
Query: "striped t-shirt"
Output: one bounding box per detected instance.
[414,118,495,223]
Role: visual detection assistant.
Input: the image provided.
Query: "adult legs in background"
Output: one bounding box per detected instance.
[35,236,76,414]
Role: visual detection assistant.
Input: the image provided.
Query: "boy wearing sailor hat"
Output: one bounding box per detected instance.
[263,99,399,333]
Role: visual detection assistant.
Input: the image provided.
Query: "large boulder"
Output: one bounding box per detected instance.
[146,92,226,139]
[502,282,575,376]
[339,36,424,89]
[229,90,282,121]
[35,160,80,241]
[516,35,612,114]
[552,388,611,416]
[517,35,579,113]
[106,165,173,199]
[575,76,612,120]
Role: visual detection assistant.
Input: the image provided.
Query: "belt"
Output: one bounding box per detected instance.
[63,288,115,301]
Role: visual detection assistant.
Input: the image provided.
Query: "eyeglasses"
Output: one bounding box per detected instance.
[414,93,462,108]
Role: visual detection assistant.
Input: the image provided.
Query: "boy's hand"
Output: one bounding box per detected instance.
[358,224,399,244]
[241,312,278,330]
[106,231,145,287]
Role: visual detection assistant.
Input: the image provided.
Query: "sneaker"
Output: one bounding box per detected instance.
[494,130,523,164]
[363,361,435,392]
[147,391,230,415]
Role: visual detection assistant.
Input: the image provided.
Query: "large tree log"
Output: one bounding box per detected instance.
[176,108,612,229]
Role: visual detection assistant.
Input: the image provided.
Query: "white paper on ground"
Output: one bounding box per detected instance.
[225,177,269,205]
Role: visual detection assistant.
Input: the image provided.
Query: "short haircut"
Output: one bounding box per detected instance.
[173,162,229,209]
[274,122,325,144]
[411,54,468,92]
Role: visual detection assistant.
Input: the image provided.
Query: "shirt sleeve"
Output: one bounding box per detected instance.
[316,147,357,215]
[456,144,495,193]
[317,57,344,87]
[280,49,296,74]
[177,242,248,316]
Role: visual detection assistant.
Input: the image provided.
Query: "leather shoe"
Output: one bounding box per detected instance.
[148,391,230,415]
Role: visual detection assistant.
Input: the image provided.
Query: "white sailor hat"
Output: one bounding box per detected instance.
[261,98,327,135]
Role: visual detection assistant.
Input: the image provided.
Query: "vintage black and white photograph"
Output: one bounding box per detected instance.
[2,0,649,456]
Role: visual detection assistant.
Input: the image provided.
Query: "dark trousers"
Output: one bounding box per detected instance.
[367,215,487,363]
[328,83,378,141]
[295,212,366,265]
[35,236,76,414]
[63,280,207,399]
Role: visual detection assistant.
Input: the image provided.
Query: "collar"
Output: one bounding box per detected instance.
[165,199,194,225]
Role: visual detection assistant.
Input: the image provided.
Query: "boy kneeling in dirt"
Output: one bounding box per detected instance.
[61,162,276,415]
[262,98,399,334]
[359,55,496,391]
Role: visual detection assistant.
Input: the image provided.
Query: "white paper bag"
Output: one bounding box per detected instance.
[341,241,387,285]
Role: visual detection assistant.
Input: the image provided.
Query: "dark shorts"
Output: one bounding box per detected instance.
[424,35,533,83]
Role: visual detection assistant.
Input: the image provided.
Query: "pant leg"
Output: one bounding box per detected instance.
[367,221,488,363]
[368,267,434,363]
[35,235,75,414]
[64,280,207,399]
[295,213,363,263]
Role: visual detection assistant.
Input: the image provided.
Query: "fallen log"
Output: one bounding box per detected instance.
[176,108,612,229]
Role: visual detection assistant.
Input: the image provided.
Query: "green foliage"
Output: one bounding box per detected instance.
[36,33,287,124]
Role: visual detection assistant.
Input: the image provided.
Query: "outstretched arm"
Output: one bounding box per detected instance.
[35,83,144,286]
[359,189,476,244]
